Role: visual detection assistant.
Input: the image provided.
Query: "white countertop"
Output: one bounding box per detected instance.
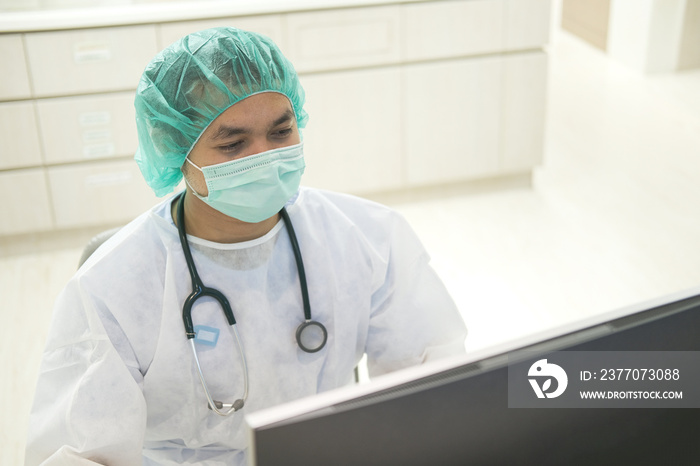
[0,0,421,33]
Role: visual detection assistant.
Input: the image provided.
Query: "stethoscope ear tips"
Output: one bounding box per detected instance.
[296,320,328,353]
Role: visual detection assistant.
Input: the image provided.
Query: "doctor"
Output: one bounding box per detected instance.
[25,27,467,465]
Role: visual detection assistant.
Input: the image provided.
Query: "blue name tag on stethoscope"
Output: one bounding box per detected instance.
[193,325,220,347]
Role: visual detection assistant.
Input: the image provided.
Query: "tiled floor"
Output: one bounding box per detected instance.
[2,26,700,464]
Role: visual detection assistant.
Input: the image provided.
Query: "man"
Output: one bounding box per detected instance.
[26,27,466,465]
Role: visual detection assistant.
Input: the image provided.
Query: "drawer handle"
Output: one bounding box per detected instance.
[82,129,112,144]
[84,171,132,187]
[83,142,116,159]
[73,41,112,64]
[79,111,112,126]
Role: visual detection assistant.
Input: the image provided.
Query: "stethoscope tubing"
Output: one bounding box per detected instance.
[279,207,311,321]
[189,333,249,416]
[177,194,237,336]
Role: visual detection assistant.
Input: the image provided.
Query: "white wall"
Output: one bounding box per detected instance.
[608,0,693,73]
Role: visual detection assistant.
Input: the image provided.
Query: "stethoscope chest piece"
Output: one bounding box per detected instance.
[296,320,327,353]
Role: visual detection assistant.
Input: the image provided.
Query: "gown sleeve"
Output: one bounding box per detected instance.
[364,212,468,378]
[24,277,147,466]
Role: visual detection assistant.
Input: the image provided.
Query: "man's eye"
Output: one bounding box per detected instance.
[274,128,292,137]
[219,141,242,152]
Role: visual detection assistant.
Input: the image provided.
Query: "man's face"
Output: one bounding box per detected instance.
[183,92,301,196]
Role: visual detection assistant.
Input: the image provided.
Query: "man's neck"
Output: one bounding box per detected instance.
[172,191,280,244]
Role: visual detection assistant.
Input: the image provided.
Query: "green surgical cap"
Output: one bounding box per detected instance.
[134,27,309,197]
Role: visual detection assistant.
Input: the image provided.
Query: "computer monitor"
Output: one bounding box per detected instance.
[246,287,700,466]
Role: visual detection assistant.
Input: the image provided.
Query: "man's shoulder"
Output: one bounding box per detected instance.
[294,187,414,250]
[296,187,397,222]
[77,201,173,281]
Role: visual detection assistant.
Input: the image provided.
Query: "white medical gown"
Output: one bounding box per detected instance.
[25,187,467,465]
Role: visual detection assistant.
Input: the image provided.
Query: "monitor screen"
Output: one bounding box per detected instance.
[246,288,700,466]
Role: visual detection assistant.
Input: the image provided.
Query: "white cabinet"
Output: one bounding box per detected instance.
[36,92,137,164]
[0,169,52,235]
[402,0,504,61]
[504,0,552,51]
[24,25,158,97]
[285,6,401,73]
[500,51,548,173]
[158,15,284,50]
[0,34,32,100]
[300,67,402,193]
[403,56,502,186]
[0,0,550,235]
[402,0,551,58]
[0,101,42,169]
[403,50,548,186]
[47,160,159,229]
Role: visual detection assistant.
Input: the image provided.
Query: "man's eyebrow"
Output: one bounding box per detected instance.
[271,109,295,127]
[209,125,247,141]
[208,109,295,142]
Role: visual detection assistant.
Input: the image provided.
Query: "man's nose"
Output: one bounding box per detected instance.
[246,139,276,157]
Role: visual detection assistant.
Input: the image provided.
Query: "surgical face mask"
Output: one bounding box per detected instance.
[184,142,305,223]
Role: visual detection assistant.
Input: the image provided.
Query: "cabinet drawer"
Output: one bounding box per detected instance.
[0,101,42,169]
[300,67,402,194]
[24,25,158,97]
[402,0,504,61]
[0,168,53,235]
[403,56,502,186]
[36,92,137,164]
[47,160,159,229]
[159,15,284,51]
[286,6,400,73]
[0,34,31,100]
[504,0,551,50]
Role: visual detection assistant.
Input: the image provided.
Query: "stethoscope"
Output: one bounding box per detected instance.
[175,192,327,416]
